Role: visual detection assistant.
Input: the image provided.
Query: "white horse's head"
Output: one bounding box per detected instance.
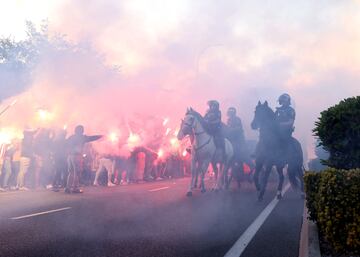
[177,107,198,140]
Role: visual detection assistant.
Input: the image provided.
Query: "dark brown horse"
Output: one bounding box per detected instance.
[251,101,304,201]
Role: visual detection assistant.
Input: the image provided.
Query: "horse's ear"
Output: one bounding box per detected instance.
[257,101,261,106]
[264,101,268,106]
[190,107,193,112]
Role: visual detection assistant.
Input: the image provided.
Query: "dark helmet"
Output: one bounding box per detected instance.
[227,107,236,116]
[75,125,84,135]
[207,100,220,110]
[278,93,291,105]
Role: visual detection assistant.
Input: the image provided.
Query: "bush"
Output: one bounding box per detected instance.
[313,96,360,169]
[304,171,320,221]
[304,169,360,254]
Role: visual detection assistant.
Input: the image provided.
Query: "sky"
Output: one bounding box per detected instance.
[0,0,360,159]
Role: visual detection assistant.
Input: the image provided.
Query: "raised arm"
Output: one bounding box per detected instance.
[85,135,103,143]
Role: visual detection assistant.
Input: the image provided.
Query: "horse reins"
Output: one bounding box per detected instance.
[182,119,212,151]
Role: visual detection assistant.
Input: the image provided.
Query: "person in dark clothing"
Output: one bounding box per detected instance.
[33,129,54,189]
[65,125,102,193]
[0,141,18,190]
[16,129,38,190]
[204,100,225,159]
[226,107,245,144]
[52,129,68,190]
[275,93,296,150]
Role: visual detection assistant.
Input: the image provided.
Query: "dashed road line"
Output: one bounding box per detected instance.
[0,191,29,196]
[10,207,72,220]
[148,186,170,192]
[224,183,291,257]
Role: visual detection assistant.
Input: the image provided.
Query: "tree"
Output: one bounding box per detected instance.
[313,96,360,169]
[0,21,118,102]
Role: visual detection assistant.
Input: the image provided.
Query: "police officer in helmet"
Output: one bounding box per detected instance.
[227,107,243,129]
[204,100,225,159]
[227,107,245,143]
[275,93,295,145]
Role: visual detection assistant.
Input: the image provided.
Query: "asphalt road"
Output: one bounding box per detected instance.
[0,177,304,257]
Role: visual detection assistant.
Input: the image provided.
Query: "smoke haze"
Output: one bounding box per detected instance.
[1,0,360,159]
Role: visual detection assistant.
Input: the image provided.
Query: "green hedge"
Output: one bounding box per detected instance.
[313,96,360,169]
[304,169,360,254]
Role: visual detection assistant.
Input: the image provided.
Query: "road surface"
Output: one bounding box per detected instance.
[0,177,304,257]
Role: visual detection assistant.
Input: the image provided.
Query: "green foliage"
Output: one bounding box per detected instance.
[304,169,360,254]
[304,171,320,220]
[0,20,119,102]
[313,96,360,169]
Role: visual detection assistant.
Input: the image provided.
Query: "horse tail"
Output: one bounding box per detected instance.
[287,137,304,189]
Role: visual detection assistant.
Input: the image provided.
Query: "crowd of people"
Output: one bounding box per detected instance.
[0,125,190,194]
[0,93,299,194]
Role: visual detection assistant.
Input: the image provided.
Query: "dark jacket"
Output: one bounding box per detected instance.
[227,116,245,143]
[67,134,102,155]
[204,109,222,134]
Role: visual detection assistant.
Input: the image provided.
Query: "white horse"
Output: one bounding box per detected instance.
[177,108,234,196]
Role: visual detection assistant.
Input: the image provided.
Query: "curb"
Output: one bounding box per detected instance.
[299,203,321,257]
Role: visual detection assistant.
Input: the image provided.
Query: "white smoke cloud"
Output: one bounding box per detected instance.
[1,0,360,159]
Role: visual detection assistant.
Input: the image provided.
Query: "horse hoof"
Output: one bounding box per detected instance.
[277,193,282,200]
[258,195,263,202]
[201,189,206,194]
[186,192,193,197]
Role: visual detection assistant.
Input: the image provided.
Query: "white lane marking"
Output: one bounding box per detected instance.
[0,191,29,196]
[10,207,72,220]
[148,186,170,192]
[224,183,291,257]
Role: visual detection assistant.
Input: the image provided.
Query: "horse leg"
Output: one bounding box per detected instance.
[275,165,285,199]
[194,172,199,189]
[223,163,231,190]
[215,163,225,192]
[237,161,244,188]
[219,163,225,190]
[254,160,263,192]
[212,162,219,191]
[227,165,233,189]
[259,164,272,201]
[187,158,196,197]
[228,163,239,190]
[200,160,210,193]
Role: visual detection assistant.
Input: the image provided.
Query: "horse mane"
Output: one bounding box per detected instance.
[258,103,275,120]
[186,108,207,130]
[265,105,275,118]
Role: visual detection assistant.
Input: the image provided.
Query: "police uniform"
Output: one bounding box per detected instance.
[204,109,222,134]
[275,105,295,141]
[228,114,245,138]
[204,101,225,157]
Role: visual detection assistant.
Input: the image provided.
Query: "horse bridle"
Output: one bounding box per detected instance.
[182,115,210,151]
[182,116,206,136]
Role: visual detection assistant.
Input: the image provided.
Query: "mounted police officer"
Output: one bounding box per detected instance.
[275,93,295,147]
[204,100,225,160]
[227,107,245,141]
